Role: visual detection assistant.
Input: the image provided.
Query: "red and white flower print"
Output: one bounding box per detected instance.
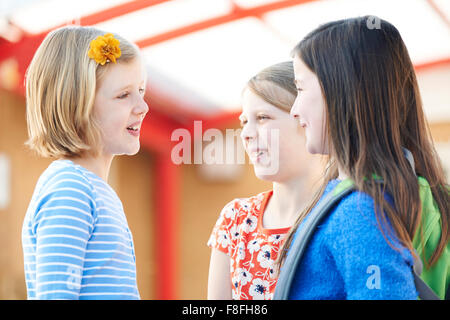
[257,245,273,269]
[242,215,258,233]
[247,238,261,254]
[207,190,290,300]
[217,229,230,249]
[236,242,246,261]
[249,278,270,300]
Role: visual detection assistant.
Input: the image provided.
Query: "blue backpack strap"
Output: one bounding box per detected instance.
[402,147,415,176]
[412,257,440,300]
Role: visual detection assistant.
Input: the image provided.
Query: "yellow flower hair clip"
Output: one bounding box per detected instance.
[88,33,121,65]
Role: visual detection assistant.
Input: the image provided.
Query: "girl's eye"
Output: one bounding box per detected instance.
[139,88,145,95]
[296,87,303,93]
[257,115,270,121]
[117,92,129,99]
[240,119,247,127]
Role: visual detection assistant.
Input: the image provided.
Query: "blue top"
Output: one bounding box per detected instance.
[287,179,418,300]
[22,160,140,300]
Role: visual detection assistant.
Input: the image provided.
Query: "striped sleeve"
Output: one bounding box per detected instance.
[31,169,96,300]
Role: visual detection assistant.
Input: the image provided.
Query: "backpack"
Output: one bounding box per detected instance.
[273,150,448,300]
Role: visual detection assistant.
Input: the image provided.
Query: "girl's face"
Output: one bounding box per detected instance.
[291,55,329,155]
[240,87,307,182]
[93,56,149,158]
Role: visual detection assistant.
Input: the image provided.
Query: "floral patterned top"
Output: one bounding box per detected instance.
[207,190,290,300]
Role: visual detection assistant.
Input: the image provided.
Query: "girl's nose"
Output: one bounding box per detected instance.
[240,123,257,142]
[136,95,149,117]
[290,103,300,119]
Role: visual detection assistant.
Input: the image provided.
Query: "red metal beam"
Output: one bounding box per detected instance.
[139,107,183,154]
[414,57,450,72]
[41,0,171,35]
[426,0,450,30]
[136,0,317,47]
[154,152,180,300]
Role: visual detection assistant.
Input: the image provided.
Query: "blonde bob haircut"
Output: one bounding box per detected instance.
[25,26,140,158]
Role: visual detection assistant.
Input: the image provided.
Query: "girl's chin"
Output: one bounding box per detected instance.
[252,163,281,180]
[112,143,141,156]
[126,145,141,156]
[307,146,328,156]
[306,138,329,155]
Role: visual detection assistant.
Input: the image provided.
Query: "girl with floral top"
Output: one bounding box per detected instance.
[207,61,319,300]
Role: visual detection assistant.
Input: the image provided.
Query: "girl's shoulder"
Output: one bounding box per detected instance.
[335,188,375,214]
[320,182,413,261]
[28,160,99,222]
[323,183,382,233]
[320,179,379,221]
[33,160,99,203]
[219,190,272,224]
[38,160,92,187]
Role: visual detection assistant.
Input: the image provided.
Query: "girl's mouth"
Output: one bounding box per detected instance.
[127,123,141,137]
[249,149,268,163]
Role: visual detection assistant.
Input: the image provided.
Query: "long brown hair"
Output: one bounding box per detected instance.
[278,16,449,268]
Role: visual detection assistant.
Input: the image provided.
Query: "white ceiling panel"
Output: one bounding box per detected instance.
[9,0,130,34]
[94,0,232,43]
[264,0,450,65]
[142,17,293,111]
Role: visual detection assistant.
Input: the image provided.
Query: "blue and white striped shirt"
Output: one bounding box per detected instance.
[22,160,140,300]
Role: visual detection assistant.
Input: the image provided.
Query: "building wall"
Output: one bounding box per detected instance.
[110,151,157,300]
[0,90,48,299]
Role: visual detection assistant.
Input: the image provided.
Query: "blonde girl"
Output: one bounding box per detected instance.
[207,61,317,299]
[22,26,148,299]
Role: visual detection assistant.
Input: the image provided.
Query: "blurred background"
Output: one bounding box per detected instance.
[0,0,449,299]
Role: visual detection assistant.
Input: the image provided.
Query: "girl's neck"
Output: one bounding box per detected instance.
[64,153,113,182]
[264,177,309,228]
